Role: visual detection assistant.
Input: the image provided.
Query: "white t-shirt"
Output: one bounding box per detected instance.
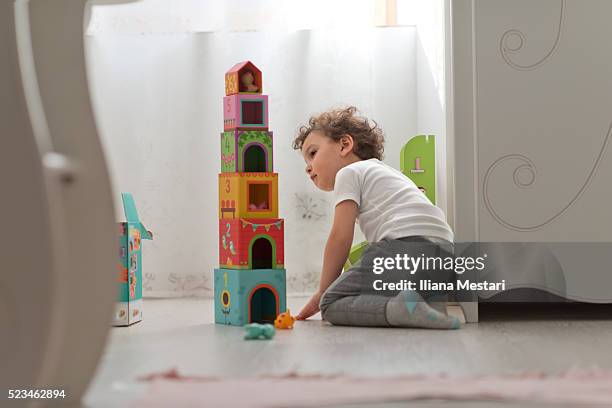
[333,158,454,243]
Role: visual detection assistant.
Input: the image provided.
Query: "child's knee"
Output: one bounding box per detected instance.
[319,299,336,323]
[318,290,334,318]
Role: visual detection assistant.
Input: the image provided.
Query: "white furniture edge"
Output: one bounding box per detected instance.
[447,0,479,322]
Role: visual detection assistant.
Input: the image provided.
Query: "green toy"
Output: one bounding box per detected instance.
[400,134,436,205]
[244,323,276,340]
[342,241,368,272]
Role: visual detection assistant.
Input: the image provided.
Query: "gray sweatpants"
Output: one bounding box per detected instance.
[319,235,454,327]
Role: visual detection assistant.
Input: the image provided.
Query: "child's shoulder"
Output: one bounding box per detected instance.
[344,158,383,172]
[340,159,404,181]
[351,158,402,176]
[349,158,415,186]
[341,158,412,182]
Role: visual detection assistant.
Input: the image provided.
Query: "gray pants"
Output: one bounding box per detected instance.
[319,236,454,327]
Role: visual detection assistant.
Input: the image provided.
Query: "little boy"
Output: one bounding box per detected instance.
[292,107,460,329]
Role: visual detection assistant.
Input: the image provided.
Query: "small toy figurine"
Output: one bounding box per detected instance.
[244,323,276,340]
[274,309,295,329]
[248,201,268,210]
[240,70,259,92]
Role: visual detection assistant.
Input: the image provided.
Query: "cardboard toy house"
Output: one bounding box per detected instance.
[113,193,153,326]
[215,61,287,326]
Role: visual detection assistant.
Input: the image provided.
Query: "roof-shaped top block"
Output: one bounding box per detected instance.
[121,193,153,240]
[225,61,262,96]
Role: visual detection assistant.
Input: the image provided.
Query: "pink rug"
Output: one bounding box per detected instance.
[135,368,612,407]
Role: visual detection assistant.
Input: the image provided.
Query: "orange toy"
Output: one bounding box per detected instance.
[274,309,295,329]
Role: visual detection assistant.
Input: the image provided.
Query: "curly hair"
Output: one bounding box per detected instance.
[292,106,385,160]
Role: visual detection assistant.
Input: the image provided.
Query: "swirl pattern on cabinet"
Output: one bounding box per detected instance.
[500,0,565,71]
[483,120,612,231]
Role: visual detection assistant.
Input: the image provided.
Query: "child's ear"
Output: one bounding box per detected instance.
[339,134,354,156]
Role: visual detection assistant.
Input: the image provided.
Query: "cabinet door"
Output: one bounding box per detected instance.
[452,0,612,307]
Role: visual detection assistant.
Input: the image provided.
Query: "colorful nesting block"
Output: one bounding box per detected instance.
[214,268,287,326]
[219,218,284,269]
[223,94,269,131]
[219,172,279,219]
[225,61,262,96]
[221,130,274,173]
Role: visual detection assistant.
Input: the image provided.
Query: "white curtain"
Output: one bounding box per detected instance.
[86,2,422,297]
[86,0,421,34]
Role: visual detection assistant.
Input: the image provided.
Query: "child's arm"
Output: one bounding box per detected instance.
[296,200,358,320]
[318,200,359,292]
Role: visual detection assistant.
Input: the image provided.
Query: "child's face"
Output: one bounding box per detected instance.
[301,131,345,192]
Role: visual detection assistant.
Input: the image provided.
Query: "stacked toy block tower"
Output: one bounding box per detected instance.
[214,61,287,326]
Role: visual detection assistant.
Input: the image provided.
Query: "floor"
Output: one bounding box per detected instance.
[84,297,612,407]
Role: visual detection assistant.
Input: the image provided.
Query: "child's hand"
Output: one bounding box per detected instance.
[296,291,323,320]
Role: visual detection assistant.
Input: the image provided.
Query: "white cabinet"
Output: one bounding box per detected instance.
[450,0,612,322]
